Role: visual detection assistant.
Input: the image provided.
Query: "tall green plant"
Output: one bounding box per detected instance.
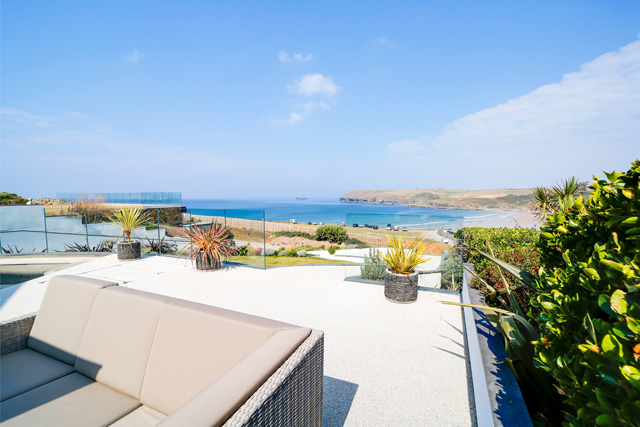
[533,177,589,220]
[444,245,561,423]
[108,208,148,244]
[533,161,640,426]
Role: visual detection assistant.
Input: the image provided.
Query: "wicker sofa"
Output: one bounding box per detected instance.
[0,275,324,426]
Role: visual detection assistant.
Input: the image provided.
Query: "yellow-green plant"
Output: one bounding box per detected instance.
[379,235,430,274]
[108,208,148,244]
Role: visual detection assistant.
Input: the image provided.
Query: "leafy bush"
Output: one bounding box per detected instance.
[315,225,347,244]
[277,250,289,257]
[297,250,308,257]
[254,247,263,256]
[0,192,28,205]
[236,244,250,256]
[440,250,463,290]
[455,226,540,311]
[345,236,366,246]
[264,248,275,256]
[360,248,386,281]
[273,231,314,239]
[533,161,640,426]
[327,245,341,255]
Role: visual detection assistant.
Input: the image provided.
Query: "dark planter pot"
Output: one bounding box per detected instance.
[117,241,141,260]
[195,252,221,271]
[384,269,419,303]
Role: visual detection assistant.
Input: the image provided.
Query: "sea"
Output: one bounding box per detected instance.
[184,198,512,230]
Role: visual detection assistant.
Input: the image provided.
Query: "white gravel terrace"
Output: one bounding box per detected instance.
[0,255,472,426]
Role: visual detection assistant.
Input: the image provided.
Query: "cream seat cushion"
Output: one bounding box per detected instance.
[109,405,167,427]
[0,373,140,427]
[0,349,74,402]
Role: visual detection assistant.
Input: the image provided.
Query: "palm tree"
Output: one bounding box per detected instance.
[533,177,589,221]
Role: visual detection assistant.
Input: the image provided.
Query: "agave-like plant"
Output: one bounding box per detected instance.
[108,208,148,244]
[379,235,430,274]
[180,223,238,269]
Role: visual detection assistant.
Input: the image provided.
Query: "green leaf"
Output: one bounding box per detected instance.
[598,295,615,316]
[610,289,628,315]
[595,388,614,412]
[621,365,640,389]
[595,414,617,426]
[601,334,627,362]
[584,313,597,342]
[622,216,639,225]
[626,316,640,334]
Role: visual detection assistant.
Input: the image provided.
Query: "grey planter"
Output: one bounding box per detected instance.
[116,241,141,260]
[384,269,419,303]
[195,252,221,271]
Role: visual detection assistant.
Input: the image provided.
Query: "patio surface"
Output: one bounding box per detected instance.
[0,254,472,426]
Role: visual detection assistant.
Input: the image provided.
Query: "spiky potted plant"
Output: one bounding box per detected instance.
[379,235,430,303]
[181,223,237,271]
[108,207,148,260]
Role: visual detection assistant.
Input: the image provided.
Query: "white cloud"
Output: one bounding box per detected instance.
[289,74,340,96]
[270,101,331,126]
[126,49,144,64]
[278,50,313,64]
[386,38,640,188]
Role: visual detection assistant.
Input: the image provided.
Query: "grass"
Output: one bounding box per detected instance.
[229,255,353,267]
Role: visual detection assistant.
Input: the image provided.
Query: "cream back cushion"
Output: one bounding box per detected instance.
[75,287,171,399]
[140,300,296,414]
[28,275,117,365]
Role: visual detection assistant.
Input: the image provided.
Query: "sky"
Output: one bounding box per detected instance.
[1,1,639,199]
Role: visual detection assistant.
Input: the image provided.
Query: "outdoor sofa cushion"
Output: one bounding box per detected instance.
[0,274,318,426]
[0,275,117,402]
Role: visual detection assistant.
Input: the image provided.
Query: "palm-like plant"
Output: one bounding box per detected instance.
[108,208,148,244]
[532,176,589,221]
[379,235,430,274]
[180,223,237,269]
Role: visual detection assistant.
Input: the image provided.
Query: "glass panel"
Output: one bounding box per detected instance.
[44,207,90,253]
[0,206,48,254]
[152,207,184,256]
[344,212,449,289]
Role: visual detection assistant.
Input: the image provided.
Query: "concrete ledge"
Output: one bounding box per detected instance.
[462,264,532,427]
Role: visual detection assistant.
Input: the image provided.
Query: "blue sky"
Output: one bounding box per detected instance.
[1,1,639,199]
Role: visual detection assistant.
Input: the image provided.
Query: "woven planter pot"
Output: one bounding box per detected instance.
[116,241,141,260]
[195,252,221,271]
[384,269,419,303]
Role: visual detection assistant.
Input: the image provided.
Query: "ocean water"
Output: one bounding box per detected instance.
[184,198,511,230]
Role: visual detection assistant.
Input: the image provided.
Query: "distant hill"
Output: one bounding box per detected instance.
[339,188,535,211]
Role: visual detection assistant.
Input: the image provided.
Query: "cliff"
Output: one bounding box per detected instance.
[339,188,535,211]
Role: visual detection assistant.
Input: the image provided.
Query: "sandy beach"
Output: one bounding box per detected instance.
[456,210,540,229]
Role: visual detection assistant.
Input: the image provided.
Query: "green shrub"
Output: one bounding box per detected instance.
[0,192,28,205]
[296,250,308,257]
[327,245,340,255]
[264,248,276,256]
[273,231,314,239]
[277,250,289,257]
[360,248,386,281]
[440,250,463,290]
[533,161,640,425]
[237,244,250,256]
[315,225,347,244]
[287,249,298,257]
[455,226,540,310]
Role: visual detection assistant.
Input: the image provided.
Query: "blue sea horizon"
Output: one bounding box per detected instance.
[184,197,511,230]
